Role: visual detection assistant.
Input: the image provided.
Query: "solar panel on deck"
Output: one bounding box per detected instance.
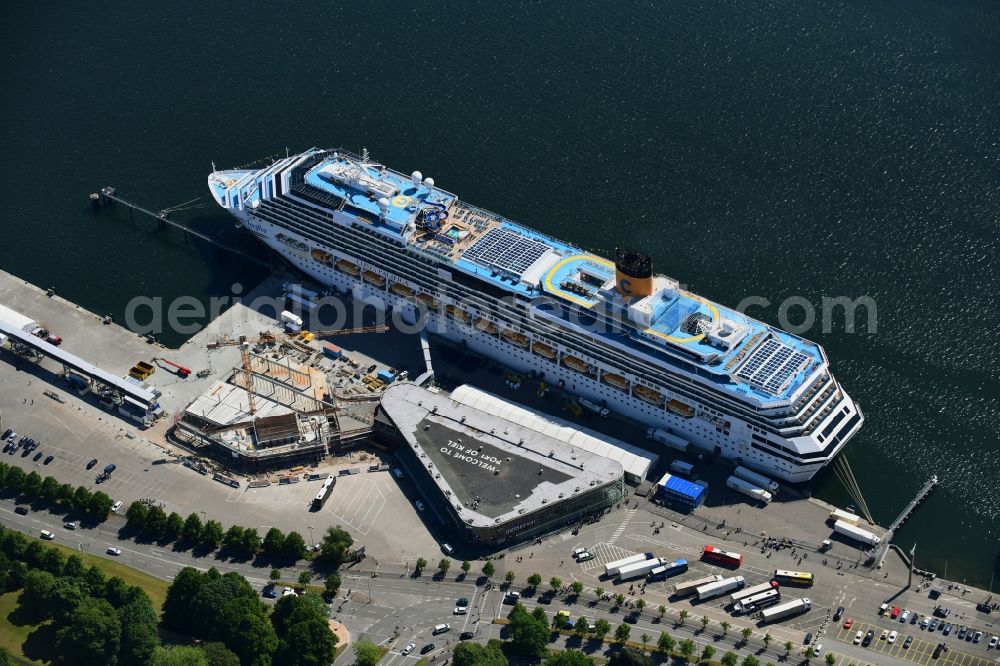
[736,338,810,395]
[464,228,551,277]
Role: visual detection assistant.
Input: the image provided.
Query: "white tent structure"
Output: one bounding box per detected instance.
[449,385,658,484]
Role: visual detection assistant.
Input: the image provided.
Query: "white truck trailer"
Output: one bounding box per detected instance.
[729,580,780,605]
[828,508,860,525]
[733,466,780,493]
[616,558,665,582]
[696,575,746,601]
[670,460,694,476]
[646,427,689,453]
[726,475,773,504]
[604,553,652,578]
[833,520,881,546]
[672,575,723,598]
[760,597,811,623]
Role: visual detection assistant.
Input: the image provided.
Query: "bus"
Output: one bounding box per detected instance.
[773,570,815,587]
[733,588,781,614]
[702,545,743,568]
[729,580,780,605]
[311,474,336,510]
[649,559,689,581]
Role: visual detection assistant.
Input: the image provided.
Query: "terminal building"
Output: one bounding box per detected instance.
[375,383,633,546]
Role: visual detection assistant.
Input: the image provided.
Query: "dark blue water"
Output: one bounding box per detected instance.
[2,1,997,586]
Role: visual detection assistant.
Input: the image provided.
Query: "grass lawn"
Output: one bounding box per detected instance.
[0,590,49,665]
[33,537,170,613]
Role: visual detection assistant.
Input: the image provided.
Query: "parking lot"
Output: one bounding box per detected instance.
[832,620,995,666]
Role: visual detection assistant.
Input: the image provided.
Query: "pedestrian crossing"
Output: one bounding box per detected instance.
[578,542,637,572]
[610,509,636,545]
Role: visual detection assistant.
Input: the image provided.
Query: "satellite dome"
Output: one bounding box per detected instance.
[424,177,435,188]
[411,171,423,186]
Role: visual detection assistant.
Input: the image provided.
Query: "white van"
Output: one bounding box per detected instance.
[433,623,451,635]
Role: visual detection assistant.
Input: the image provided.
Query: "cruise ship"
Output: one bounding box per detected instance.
[208,147,863,483]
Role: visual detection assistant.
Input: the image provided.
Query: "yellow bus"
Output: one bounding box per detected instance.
[773,570,815,586]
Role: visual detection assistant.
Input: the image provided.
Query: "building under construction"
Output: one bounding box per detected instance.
[177,346,343,466]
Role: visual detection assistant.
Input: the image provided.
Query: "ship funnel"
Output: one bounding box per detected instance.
[411,171,423,187]
[615,249,653,298]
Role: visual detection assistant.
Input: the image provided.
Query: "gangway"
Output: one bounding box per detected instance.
[874,474,938,569]
[207,325,389,349]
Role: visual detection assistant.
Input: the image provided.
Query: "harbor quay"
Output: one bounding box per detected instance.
[1,267,997,664]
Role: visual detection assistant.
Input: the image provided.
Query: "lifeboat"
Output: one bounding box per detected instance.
[562,354,591,373]
[389,282,416,299]
[601,372,630,391]
[335,259,360,276]
[667,399,694,417]
[473,317,498,335]
[500,329,529,348]
[416,293,440,310]
[445,304,472,323]
[634,384,664,406]
[311,248,333,265]
[362,270,386,287]
[532,341,557,359]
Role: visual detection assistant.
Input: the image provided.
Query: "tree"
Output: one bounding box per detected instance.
[165,512,185,540]
[55,483,76,508]
[125,501,148,529]
[202,520,224,548]
[40,547,66,575]
[23,470,42,495]
[146,505,167,537]
[454,642,508,666]
[702,645,717,661]
[88,491,114,520]
[282,531,307,561]
[608,648,652,666]
[635,597,646,614]
[527,573,542,589]
[783,640,794,655]
[594,586,605,600]
[201,642,241,666]
[505,570,515,586]
[507,604,550,659]
[240,527,261,554]
[742,656,760,666]
[54,597,122,665]
[614,593,625,608]
[570,581,584,597]
[721,652,739,666]
[438,558,451,575]
[4,466,25,490]
[270,568,281,582]
[262,527,285,557]
[63,553,85,579]
[804,647,817,661]
[317,526,353,565]
[271,593,337,666]
[593,618,611,640]
[461,560,472,576]
[550,576,562,593]
[222,603,277,666]
[657,605,666,621]
[679,639,695,659]
[324,572,341,597]
[415,557,427,573]
[657,632,674,654]
[117,595,161,666]
[163,567,206,633]
[223,525,245,550]
[353,637,383,666]
[575,617,590,636]
[482,560,495,579]
[825,655,836,666]
[701,615,710,632]
[640,633,651,649]
[545,650,591,666]
[72,484,92,511]
[720,620,731,636]
[762,633,772,649]
[48,578,87,622]
[678,609,689,625]
[740,626,753,643]
[614,623,631,644]
[40,475,60,501]
[297,570,312,587]
[149,645,210,665]
[183,513,204,543]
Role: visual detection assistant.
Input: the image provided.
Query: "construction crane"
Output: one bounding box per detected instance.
[239,348,256,417]
[207,324,388,349]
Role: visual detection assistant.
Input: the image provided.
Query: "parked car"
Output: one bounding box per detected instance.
[973,631,983,643]
[420,644,435,655]
[46,335,62,345]
[459,631,475,640]
[988,635,998,649]
[903,636,913,648]
[33,451,43,461]
[934,606,951,618]
[833,606,844,621]
[921,617,931,629]
[880,629,889,641]
[111,501,123,512]
[1,429,12,440]
[4,430,16,442]
[262,586,277,599]
[572,547,588,558]
[891,607,901,619]
[853,630,864,645]
[64,521,78,530]
[86,458,99,469]
[862,630,875,647]
[933,643,945,659]
[900,610,910,623]
[888,631,898,644]
[107,547,122,556]
[40,530,54,540]
[401,643,415,655]
[943,624,953,635]
[929,619,939,631]
[44,455,54,464]
[576,551,595,562]
[957,626,966,639]
[14,506,29,515]
[454,598,469,615]
[843,617,854,630]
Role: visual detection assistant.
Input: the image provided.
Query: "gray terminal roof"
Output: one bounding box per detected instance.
[380,383,624,529]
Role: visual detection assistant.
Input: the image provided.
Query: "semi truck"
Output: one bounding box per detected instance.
[726,475,773,504]
[828,508,861,525]
[617,558,666,582]
[696,576,746,601]
[733,465,780,494]
[604,553,652,578]
[833,519,881,546]
[760,597,811,623]
[670,460,694,476]
[672,575,723,598]
[578,398,610,417]
[646,427,689,453]
[280,310,304,332]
